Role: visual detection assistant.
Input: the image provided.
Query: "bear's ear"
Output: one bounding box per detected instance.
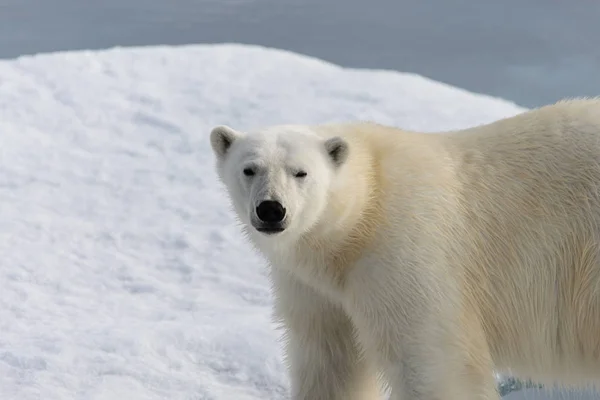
[210,125,241,158]
[324,136,349,167]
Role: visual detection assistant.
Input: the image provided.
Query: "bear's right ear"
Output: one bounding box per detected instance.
[324,136,349,168]
[210,125,241,158]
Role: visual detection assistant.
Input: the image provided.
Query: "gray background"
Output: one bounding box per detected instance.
[1,0,599,108]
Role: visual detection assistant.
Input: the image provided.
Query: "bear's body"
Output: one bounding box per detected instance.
[210,98,600,400]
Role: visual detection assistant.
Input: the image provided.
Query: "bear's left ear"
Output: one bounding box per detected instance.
[324,136,349,167]
[210,125,242,158]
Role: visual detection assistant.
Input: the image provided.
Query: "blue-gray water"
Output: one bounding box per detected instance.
[1,0,599,108]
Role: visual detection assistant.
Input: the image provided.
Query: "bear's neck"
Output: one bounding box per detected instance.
[286,139,383,297]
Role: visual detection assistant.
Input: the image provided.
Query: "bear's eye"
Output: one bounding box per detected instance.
[243,168,255,177]
[294,170,307,178]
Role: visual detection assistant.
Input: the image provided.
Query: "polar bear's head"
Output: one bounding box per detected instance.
[210,124,349,240]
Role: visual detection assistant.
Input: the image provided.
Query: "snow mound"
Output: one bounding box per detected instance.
[0,43,526,399]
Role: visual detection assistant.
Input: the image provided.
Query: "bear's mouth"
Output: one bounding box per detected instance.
[255,225,286,235]
[250,213,287,236]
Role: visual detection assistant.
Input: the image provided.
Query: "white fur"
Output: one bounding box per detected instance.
[210,98,600,400]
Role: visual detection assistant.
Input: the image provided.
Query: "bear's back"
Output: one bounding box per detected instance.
[447,99,600,384]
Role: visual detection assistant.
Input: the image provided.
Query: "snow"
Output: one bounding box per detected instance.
[0,43,537,399]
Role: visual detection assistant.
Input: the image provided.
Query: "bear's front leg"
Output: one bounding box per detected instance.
[271,269,381,400]
[347,261,499,400]
[383,327,500,400]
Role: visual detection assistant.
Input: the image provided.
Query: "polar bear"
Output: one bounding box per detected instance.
[209,98,600,400]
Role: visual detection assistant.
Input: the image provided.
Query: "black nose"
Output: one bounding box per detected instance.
[256,200,286,223]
